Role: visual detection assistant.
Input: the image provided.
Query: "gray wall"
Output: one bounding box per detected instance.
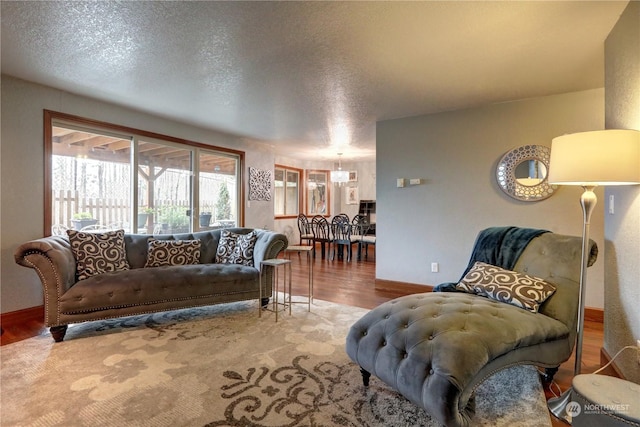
[0,75,276,313]
[376,89,606,309]
[604,0,640,383]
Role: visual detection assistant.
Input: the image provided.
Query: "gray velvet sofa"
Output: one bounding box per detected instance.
[346,227,597,427]
[14,228,288,342]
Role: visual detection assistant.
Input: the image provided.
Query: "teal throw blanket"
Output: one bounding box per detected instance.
[433,226,549,292]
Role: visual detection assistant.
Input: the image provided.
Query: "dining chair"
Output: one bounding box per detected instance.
[331,216,356,262]
[360,233,376,260]
[351,214,373,260]
[311,215,333,259]
[334,213,350,223]
[297,213,314,246]
[351,214,367,229]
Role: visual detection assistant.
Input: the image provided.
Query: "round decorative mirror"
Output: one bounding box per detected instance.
[496,145,556,201]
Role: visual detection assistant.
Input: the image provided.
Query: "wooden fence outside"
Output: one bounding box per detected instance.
[52,190,216,230]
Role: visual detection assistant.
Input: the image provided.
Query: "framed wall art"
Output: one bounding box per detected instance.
[248,167,272,201]
[346,187,359,205]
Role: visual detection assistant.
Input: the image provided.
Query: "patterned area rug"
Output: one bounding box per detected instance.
[1,299,551,426]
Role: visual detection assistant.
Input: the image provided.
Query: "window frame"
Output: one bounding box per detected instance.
[44,110,245,236]
[274,164,303,219]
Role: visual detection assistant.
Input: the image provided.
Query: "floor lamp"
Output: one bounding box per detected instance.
[546,129,640,424]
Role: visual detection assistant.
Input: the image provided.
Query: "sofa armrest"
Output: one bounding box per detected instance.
[253,230,289,268]
[14,235,77,325]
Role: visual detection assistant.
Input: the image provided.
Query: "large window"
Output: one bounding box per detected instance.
[50,127,132,233]
[198,150,238,228]
[46,111,243,236]
[274,165,302,218]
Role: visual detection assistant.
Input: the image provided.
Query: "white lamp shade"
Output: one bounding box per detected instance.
[330,170,349,183]
[548,129,640,186]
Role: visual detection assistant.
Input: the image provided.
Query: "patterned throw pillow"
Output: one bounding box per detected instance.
[456,261,556,313]
[215,230,257,266]
[144,239,201,267]
[67,229,130,280]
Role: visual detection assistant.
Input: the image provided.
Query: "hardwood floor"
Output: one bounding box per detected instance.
[1,245,604,427]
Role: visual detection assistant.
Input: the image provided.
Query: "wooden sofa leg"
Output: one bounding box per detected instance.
[541,366,559,384]
[50,325,68,342]
[360,367,371,387]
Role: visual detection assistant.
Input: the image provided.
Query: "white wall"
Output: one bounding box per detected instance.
[271,156,377,245]
[604,0,640,383]
[376,89,606,308]
[0,75,275,313]
[334,160,377,219]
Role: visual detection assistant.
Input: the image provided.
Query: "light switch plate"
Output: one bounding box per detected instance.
[609,195,615,214]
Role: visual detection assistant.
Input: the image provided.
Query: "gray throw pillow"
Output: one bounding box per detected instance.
[67,229,130,280]
[456,261,556,313]
[144,239,201,267]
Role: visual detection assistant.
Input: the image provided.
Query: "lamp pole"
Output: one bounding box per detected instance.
[547,185,596,424]
[574,185,596,376]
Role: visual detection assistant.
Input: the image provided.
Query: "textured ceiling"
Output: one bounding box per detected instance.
[0,1,629,161]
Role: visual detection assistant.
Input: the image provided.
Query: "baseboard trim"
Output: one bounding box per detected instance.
[600,347,625,380]
[0,305,44,329]
[584,307,604,324]
[375,279,433,295]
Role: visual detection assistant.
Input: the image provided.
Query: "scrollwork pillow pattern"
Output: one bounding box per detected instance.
[67,229,130,280]
[144,239,201,267]
[456,261,556,312]
[215,230,257,266]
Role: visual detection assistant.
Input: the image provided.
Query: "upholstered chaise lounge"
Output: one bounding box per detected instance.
[346,227,597,427]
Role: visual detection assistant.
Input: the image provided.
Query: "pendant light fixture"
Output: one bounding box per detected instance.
[330,153,349,184]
